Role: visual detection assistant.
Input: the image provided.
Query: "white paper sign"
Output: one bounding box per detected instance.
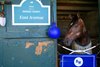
[0,17,6,26]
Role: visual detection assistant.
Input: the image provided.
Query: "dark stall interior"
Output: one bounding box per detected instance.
[57,0,100,66]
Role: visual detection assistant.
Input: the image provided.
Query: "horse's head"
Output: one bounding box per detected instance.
[63,14,86,46]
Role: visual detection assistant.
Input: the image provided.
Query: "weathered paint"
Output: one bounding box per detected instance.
[25,42,34,48]
[3,39,56,67]
[35,41,53,55]
[25,41,54,55]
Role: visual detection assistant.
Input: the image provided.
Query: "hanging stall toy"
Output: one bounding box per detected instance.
[47,0,61,39]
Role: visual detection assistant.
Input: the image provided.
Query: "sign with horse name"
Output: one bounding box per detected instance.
[12,0,50,25]
[60,55,96,67]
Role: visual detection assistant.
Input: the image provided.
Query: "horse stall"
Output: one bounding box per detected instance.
[57,0,100,66]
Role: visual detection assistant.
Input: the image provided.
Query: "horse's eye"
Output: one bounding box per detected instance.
[74,24,78,27]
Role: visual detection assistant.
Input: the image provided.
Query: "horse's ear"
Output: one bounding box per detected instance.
[68,14,73,19]
[77,13,80,18]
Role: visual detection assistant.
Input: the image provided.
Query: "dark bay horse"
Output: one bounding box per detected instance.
[63,14,92,54]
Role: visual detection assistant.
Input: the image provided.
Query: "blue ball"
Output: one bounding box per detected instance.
[48,26,61,39]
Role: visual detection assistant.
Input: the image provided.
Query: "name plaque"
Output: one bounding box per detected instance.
[12,0,50,25]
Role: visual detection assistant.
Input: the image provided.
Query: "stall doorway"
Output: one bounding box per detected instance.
[57,0,99,67]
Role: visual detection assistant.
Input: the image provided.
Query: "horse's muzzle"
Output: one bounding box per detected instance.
[63,38,73,46]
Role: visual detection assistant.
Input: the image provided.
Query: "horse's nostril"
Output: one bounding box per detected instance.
[63,41,66,44]
[67,40,68,43]
[63,40,68,45]
[63,40,66,43]
[63,40,66,44]
[64,39,73,46]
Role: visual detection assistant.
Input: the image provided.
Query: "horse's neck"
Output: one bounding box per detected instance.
[76,32,90,46]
